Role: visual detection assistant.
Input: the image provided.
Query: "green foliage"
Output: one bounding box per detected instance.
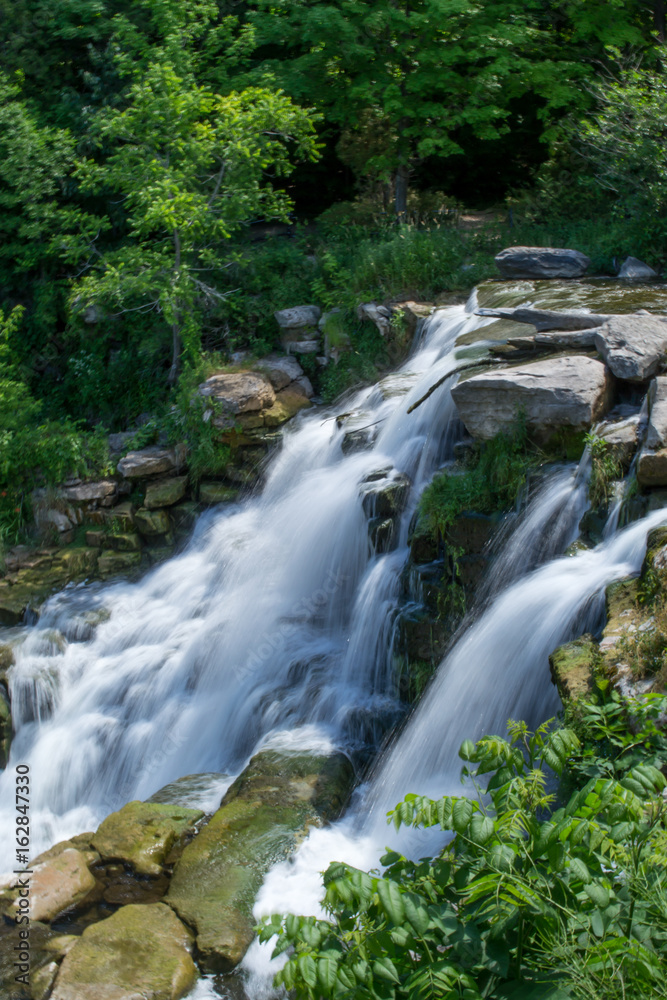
[417,419,535,543]
[585,433,623,509]
[261,718,667,1000]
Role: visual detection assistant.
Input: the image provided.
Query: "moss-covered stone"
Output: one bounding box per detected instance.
[0,546,100,623]
[199,482,240,505]
[144,477,188,510]
[0,685,11,769]
[50,902,197,1000]
[171,501,200,534]
[166,750,355,972]
[549,634,598,702]
[92,801,204,876]
[106,532,142,553]
[261,387,312,427]
[97,550,142,579]
[134,507,172,536]
[0,920,58,1000]
[6,847,96,923]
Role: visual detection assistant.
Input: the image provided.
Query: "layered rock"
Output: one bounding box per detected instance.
[451,355,613,441]
[638,377,667,486]
[476,306,608,332]
[594,315,667,382]
[49,902,197,1000]
[166,750,354,972]
[494,246,590,279]
[117,445,186,479]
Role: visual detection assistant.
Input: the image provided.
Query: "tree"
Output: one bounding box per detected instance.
[246,0,650,216]
[73,5,319,382]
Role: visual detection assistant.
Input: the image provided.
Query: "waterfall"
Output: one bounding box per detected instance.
[0,296,490,872]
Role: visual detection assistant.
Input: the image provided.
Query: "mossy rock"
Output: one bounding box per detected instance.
[106,532,142,553]
[199,482,240,505]
[261,387,312,427]
[97,550,142,579]
[0,920,59,1000]
[144,477,188,510]
[134,507,172,537]
[0,684,11,769]
[549,634,598,702]
[166,750,355,972]
[49,902,197,1000]
[170,501,200,534]
[92,801,204,876]
[0,546,100,623]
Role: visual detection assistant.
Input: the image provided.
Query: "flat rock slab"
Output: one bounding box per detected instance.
[8,848,96,923]
[62,480,117,502]
[451,355,613,440]
[638,377,667,486]
[117,446,186,479]
[50,902,197,1000]
[594,315,667,382]
[253,354,305,390]
[494,246,590,279]
[166,750,354,973]
[199,372,276,427]
[476,307,608,332]
[92,801,204,877]
[534,330,601,348]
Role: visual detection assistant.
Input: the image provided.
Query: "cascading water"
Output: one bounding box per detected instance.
[0,294,491,873]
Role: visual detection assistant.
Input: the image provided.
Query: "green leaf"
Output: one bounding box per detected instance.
[568,858,591,885]
[470,814,495,846]
[318,957,339,992]
[452,797,474,834]
[297,953,318,988]
[584,882,610,908]
[376,878,405,924]
[373,955,400,983]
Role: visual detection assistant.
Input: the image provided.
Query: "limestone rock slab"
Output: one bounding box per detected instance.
[594,315,667,382]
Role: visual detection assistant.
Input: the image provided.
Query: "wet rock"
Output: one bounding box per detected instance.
[446,512,499,554]
[451,356,613,441]
[117,445,186,479]
[199,372,276,428]
[598,416,640,470]
[476,306,608,332]
[274,305,321,330]
[594,315,667,382]
[369,517,395,553]
[198,483,239,505]
[62,480,117,503]
[617,256,658,280]
[102,870,170,906]
[134,507,171,536]
[166,750,354,972]
[144,477,188,510]
[147,772,230,811]
[0,921,59,1000]
[0,547,100,624]
[171,501,200,534]
[549,635,598,703]
[92,801,204,877]
[361,473,411,518]
[50,902,197,1000]
[638,377,667,486]
[6,848,96,923]
[494,246,590,279]
[97,550,141,578]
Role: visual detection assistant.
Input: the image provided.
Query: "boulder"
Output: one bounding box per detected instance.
[92,801,204,877]
[476,306,608,332]
[117,446,186,479]
[617,256,658,280]
[0,921,59,1000]
[0,686,11,768]
[357,302,392,336]
[133,507,171,536]
[274,305,321,330]
[451,356,613,441]
[638,377,667,486]
[549,634,597,702]
[494,246,590,279]
[262,385,312,427]
[198,483,239,505]
[105,532,142,553]
[361,474,411,518]
[107,431,135,455]
[199,373,275,428]
[144,477,188,510]
[166,750,354,972]
[283,339,320,354]
[253,354,305,391]
[62,480,117,503]
[594,315,667,382]
[534,330,601,348]
[147,773,230,810]
[8,848,96,923]
[598,417,639,470]
[49,902,197,1000]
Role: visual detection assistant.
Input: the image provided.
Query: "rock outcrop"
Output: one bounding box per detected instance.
[476,306,608,332]
[594,315,667,382]
[117,446,186,479]
[638,377,667,486]
[451,355,613,441]
[494,246,590,279]
[617,256,658,280]
[166,749,354,972]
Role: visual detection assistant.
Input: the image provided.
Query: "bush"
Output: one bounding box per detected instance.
[260,716,667,1000]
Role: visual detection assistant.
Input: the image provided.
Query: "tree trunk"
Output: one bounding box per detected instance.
[395,164,409,220]
[168,229,182,385]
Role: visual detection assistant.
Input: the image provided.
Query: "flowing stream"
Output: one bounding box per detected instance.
[2,279,667,999]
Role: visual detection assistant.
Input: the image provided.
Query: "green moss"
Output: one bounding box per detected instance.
[92,801,204,877]
[549,635,599,703]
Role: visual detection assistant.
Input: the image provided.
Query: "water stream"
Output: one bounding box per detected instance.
[2,279,667,999]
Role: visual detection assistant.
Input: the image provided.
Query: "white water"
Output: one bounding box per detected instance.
[0,296,491,872]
